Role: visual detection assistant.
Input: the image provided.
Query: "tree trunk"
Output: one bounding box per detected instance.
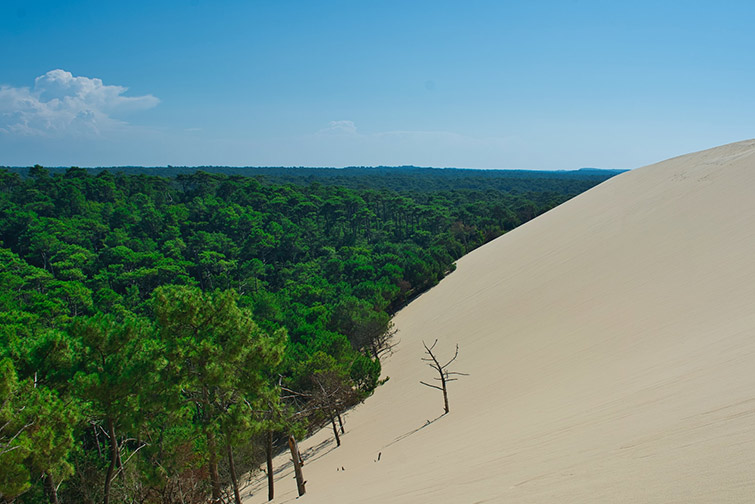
[45,472,59,504]
[266,430,274,501]
[93,423,102,457]
[116,438,125,483]
[207,430,221,504]
[227,443,242,504]
[288,435,306,496]
[441,374,449,414]
[330,413,341,447]
[336,410,345,434]
[103,417,118,504]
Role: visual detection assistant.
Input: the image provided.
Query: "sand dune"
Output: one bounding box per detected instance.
[243,139,755,503]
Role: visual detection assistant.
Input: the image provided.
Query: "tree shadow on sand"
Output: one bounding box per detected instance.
[240,436,339,498]
[382,413,446,450]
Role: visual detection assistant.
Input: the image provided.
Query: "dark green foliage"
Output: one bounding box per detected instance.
[151,286,285,502]
[4,164,622,195]
[0,165,614,501]
[0,358,78,501]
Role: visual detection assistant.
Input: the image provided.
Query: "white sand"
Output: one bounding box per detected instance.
[243,139,755,503]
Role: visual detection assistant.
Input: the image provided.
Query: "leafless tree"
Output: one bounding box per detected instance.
[288,435,306,496]
[420,339,468,414]
[311,369,359,447]
[368,321,399,360]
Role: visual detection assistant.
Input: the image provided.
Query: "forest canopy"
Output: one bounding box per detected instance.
[0,165,616,503]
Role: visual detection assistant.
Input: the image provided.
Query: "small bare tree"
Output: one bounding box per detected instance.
[288,434,306,496]
[368,321,399,360]
[420,339,468,414]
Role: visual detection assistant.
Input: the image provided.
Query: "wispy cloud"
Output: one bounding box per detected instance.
[319,120,358,135]
[316,120,486,144]
[0,69,159,137]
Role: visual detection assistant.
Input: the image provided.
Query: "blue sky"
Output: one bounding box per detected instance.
[1,0,754,169]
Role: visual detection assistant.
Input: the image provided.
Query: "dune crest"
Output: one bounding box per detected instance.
[244,139,755,503]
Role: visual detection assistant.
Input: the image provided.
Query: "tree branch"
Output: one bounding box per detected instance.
[419,381,444,391]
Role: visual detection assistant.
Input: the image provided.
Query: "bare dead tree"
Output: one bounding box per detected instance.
[263,366,362,500]
[312,375,341,447]
[288,435,306,496]
[311,370,358,448]
[420,339,468,414]
[368,321,399,360]
[263,383,318,501]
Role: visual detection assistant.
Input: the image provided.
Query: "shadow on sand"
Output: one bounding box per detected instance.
[240,413,446,499]
[240,434,340,499]
[382,412,446,450]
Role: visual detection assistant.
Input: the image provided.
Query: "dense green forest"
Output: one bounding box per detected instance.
[0,165,616,503]
[3,165,623,193]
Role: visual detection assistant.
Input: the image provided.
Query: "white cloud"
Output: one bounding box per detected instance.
[0,69,159,137]
[319,120,358,135]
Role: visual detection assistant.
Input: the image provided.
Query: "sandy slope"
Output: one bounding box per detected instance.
[243,139,755,503]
